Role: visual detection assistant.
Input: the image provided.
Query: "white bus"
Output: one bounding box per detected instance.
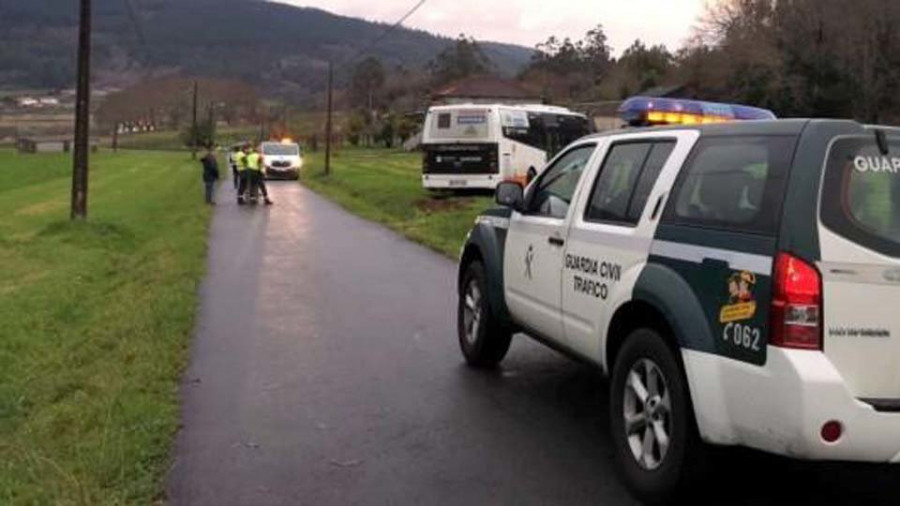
[421,104,593,190]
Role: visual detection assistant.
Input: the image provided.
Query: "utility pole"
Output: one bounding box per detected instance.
[207,103,214,147]
[325,60,333,176]
[191,80,198,160]
[71,0,91,220]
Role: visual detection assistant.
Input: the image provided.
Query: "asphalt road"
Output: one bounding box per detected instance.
[167,182,900,506]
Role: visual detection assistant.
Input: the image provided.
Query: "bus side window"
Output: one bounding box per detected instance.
[437,113,451,129]
[528,114,549,154]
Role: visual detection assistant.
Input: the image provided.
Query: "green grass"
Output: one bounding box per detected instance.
[0,149,211,504]
[299,148,493,257]
[113,126,259,151]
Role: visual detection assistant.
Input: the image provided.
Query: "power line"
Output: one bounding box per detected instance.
[122,0,146,45]
[336,0,427,73]
[323,0,427,175]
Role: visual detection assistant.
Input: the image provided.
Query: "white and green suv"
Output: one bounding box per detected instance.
[456,119,900,503]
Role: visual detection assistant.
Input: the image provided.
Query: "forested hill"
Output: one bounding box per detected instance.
[0,0,533,96]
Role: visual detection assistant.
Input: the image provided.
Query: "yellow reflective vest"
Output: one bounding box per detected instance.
[246,152,262,171]
[234,151,248,171]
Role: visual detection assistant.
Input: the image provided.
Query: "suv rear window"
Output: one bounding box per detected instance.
[664,135,797,235]
[821,135,900,257]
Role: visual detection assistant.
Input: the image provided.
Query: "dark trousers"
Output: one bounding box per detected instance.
[237,170,248,198]
[231,165,239,189]
[257,173,269,198]
[239,171,268,198]
[204,181,215,204]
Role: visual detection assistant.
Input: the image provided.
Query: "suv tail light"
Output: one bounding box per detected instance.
[770,253,822,350]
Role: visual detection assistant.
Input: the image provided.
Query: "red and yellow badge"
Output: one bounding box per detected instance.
[719,271,757,323]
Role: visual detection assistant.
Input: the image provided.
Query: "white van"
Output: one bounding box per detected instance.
[421,104,592,190]
[260,141,303,180]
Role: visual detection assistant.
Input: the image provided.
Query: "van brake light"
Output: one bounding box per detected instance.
[770,253,822,350]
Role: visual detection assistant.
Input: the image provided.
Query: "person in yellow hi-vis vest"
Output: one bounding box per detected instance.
[235,144,250,204]
[230,145,246,190]
[240,146,273,205]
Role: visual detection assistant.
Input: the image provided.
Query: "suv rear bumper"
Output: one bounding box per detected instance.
[682,347,900,463]
[422,174,499,190]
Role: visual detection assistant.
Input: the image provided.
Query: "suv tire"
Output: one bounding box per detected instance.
[458,261,512,368]
[609,328,701,505]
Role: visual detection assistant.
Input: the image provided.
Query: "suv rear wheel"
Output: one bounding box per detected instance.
[609,328,700,504]
[458,261,512,368]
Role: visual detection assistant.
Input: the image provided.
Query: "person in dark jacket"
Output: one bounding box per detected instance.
[201,146,220,205]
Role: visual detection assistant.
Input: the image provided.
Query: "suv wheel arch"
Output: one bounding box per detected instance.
[605,300,679,375]
[458,244,484,293]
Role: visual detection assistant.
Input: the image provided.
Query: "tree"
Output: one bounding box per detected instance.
[688,0,900,121]
[618,41,674,93]
[350,57,386,111]
[377,117,395,149]
[181,115,216,149]
[428,34,493,84]
[522,24,613,101]
[582,24,613,77]
[96,77,259,131]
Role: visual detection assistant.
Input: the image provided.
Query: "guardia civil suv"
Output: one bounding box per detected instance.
[456,99,900,503]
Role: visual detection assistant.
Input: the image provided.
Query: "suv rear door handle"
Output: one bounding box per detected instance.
[548,235,565,247]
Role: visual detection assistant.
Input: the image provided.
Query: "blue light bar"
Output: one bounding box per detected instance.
[619,96,776,126]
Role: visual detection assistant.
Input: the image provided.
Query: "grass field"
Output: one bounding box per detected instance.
[112,126,260,151]
[0,149,210,504]
[300,148,493,257]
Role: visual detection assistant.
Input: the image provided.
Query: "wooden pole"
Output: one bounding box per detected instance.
[207,103,214,147]
[325,61,333,176]
[191,80,198,160]
[71,0,91,219]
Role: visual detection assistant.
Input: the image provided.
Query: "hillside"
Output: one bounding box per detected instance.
[0,0,533,97]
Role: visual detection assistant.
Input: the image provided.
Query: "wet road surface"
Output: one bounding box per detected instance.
[167,182,900,505]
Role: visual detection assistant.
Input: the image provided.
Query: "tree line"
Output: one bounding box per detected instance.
[92,0,900,148]
[346,0,900,131]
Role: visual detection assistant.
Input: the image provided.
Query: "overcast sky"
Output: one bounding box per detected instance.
[275,0,711,54]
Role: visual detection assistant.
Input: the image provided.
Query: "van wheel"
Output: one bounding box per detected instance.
[458,261,512,368]
[609,328,701,504]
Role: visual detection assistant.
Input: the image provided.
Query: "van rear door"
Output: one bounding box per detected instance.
[819,132,900,402]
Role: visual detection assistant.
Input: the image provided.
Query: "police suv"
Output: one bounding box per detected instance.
[456,97,900,502]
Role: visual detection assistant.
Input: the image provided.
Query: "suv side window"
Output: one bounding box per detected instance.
[525,144,596,219]
[664,135,797,234]
[585,141,675,225]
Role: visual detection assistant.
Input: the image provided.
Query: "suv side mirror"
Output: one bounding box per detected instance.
[495,181,525,211]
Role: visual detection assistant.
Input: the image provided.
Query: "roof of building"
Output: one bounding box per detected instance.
[431,75,540,101]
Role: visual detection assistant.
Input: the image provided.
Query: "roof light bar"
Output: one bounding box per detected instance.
[619,96,776,126]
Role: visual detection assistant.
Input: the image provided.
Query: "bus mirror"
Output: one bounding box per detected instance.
[496,182,524,211]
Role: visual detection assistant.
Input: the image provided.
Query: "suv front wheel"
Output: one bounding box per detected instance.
[458,261,512,368]
[609,328,700,504]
